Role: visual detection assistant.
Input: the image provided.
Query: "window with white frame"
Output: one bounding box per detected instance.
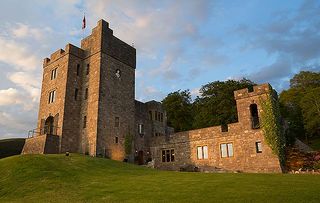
[51,68,57,80]
[220,143,233,158]
[256,141,262,153]
[48,90,56,103]
[162,149,175,162]
[138,124,144,134]
[197,146,208,160]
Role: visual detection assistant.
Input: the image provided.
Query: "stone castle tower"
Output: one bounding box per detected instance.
[23,20,136,160]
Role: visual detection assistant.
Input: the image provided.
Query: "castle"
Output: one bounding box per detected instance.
[22,20,283,173]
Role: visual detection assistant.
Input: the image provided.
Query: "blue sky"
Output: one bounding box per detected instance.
[0,0,319,138]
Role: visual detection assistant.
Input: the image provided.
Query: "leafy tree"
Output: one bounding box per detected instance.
[290,71,320,89]
[192,79,255,129]
[300,87,320,137]
[279,71,320,144]
[162,90,193,132]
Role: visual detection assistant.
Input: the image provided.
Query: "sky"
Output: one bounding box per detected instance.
[0,0,319,139]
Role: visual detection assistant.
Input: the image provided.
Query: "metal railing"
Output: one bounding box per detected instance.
[27,126,60,138]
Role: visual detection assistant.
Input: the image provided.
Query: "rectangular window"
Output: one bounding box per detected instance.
[115,137,118,144]
[83,116,87,128]
[48,90,56,103]
[51,68,57,80]
[203,146,208,159]
[138,124,144,134]
[149,111,153,120]
[85,88,88,100]
[155,111,158,121]
[197,146,203,159]
[76,64,80,76]
[86,64,90,75]
[161,149,175,162]
[74,88,78,101]
[197,146,208,160]
[170,149,175,162]
[162,150,166,162]
[160,113,163,122]
[115,117,120,127]
[220,143,233,158]
[256,141,262,153]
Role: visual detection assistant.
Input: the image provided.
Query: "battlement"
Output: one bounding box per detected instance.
[234,83,271,100]
[43,43,84,67]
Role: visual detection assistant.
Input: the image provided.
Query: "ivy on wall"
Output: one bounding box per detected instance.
[260,88,286,165]
[124,133,133,155]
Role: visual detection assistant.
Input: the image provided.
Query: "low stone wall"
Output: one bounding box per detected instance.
[151,123,282,173]
[22,134,59,154]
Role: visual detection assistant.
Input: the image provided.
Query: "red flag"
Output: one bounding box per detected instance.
[82,15,86,29]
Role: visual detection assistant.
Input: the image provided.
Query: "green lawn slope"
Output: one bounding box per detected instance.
[0,138,25,159]
[1,154,320,203]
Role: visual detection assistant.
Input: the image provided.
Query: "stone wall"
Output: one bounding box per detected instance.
[22,134,59,154]
[151,84,282,173]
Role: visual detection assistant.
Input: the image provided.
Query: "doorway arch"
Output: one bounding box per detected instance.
[44,116,54,135]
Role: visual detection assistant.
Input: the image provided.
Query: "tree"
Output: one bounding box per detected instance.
[192,79,255,129]
[279,71,320,144]
[300,87,320,137]
[290,71,320,89]
[162,90,193,132]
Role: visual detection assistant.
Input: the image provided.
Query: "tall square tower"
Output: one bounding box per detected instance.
[23,20,136,160]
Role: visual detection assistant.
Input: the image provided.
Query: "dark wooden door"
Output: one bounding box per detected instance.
[138,150,144,165]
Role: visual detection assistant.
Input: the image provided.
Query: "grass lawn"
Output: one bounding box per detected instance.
[0,138,25,159]
[0,154,320,203]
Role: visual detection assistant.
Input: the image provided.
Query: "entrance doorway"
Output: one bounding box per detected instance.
[138,150,144,165]
[44,116,54,135]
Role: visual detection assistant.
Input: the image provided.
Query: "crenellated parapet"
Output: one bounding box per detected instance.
[234,83,271,100]
[43,43,85,67]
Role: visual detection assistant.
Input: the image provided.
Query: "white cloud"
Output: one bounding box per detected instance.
[190,87,200,98]
[0,36,39,71]
[8,72,41,103]
[0,88,22,106]
[11,23,52,40]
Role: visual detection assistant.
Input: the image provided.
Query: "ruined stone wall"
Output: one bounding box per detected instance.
[151,84,282,173]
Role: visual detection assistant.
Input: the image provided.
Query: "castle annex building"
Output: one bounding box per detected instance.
[23,20,282,173]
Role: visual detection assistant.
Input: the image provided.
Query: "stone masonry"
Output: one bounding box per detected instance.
[22,19,283,173]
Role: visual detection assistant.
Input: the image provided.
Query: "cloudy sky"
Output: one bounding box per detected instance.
[0,0,319,139]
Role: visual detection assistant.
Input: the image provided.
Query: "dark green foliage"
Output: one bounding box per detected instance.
[162,90,193,132]
[260,89,286,166]
[124,134,133,155]
[162,79,255,132]
[300,87,320,136]
[280,71,320,144]
[192,79,255,129]
[0,138,25,159]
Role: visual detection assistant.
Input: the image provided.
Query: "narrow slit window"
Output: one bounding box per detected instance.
[83,116,87,128]
[115,117,120,127]
[256,141,262,153]
[74,88,78,101]
[86,64,90,75]
[85,88,88,100]
[76,64,80,76]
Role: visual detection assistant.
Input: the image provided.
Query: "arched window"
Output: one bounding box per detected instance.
[250,104,260,129]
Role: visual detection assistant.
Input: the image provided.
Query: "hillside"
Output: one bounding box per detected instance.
[0,138,25,159]
[0,154,320,202]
